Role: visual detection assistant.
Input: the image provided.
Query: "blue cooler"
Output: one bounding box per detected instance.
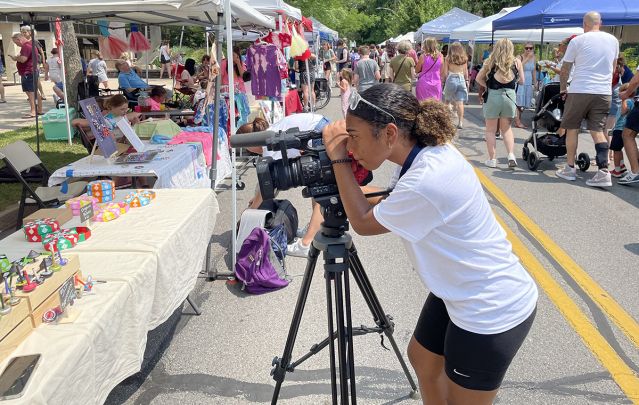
[42,108,77,141]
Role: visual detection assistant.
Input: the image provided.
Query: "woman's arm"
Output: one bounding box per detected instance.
[532,58,538,86]
[476,66,488,88]
[415,55,424,74]
[516,59,525,85]
[441,57,448,80]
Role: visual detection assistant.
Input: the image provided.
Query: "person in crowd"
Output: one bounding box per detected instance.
[606,55,636,157]
[556,11,619,187]
[320,42,336,86]
[380,43,396,83]
[9,33,42,118]
[545,37,572,83]
[407,46,419,65]
[390,40,416,92]
[475,38,525,169]
[179,58,197,91]
[0,51,5,103]
[441,44,449,58]
[297,53,318,110]
[116,60,150,94]
[609,83,633,178]
[121,52,133,67]
[221,47,247,94]
[369,44,380,67]
[415,37,443,102]
[415,42,423,58]
[159,40,172,79]
[44,48,64,101]
[88,51,109,89]
[350,47,360,70]
[442,42,470,129]
[618,65,639,185]
[338,68,353,118]
[321,84,537,405]
[353,45,380,93]
[20,25,46,101]
[148,86,168,111]
[514,42,537,128]
[197,55,211,82]
[335,40,349,72]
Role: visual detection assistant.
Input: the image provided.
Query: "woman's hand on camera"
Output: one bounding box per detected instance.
[322,120,349,161]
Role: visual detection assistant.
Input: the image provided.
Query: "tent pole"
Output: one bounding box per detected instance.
[225,0,238,268]
[145,25,149,84]
[57,29,73,146]
[210,12,223,190]
[539,25,545,64]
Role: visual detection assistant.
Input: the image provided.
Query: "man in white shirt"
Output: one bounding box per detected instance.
[556,11,619,187]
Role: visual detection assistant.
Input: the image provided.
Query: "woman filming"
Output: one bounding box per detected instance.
[322,84,537,405]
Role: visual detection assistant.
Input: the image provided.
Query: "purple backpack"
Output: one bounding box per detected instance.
[235,227,289,294]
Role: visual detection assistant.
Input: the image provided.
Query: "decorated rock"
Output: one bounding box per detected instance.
[65,195,99,216]
[102,201,130,215]
[42,229,79,253]
[72,226,92,242]
[23,218,61,242]
[92,204,122,222]
[87,180,116,203]
[124,190,156,208]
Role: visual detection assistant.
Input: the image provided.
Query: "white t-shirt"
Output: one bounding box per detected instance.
[46,56,62,83]
[373,144,538,334]
[563,31,619,95]
[88,58,108,79]
[262,113,326,160]
[160,45,171,60]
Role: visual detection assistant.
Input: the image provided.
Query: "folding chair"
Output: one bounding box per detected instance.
[172,64,195,109]
[0,140,88,230]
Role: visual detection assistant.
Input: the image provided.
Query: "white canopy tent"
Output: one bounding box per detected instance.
[245,0,302,22]
[451,7,583,42]
[0,0,275,275]
[391,32,416,43]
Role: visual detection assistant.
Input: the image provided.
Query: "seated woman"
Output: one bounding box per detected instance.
[178,58,198,92]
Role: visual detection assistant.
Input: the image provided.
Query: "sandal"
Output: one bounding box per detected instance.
[22,114,36,119]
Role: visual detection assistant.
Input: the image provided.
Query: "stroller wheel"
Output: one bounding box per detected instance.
[236,181,246,190]
[522,146,530,161]
[577,153,590,172]
[527,151,540,171]
[548,155,555,161]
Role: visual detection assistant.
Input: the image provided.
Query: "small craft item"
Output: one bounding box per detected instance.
[0,291,10,315]
[65,195,99,216]
[124,189,156,208]
[102,202,130,215]
[87,180,116,203]
[42,229,79,253]
[75,274,95,293]
[23,218,61,242]
[33,273,45,285]
[20,270,37,293]
[128,23,151,52]
[42,306,63,323]
[72,226,92,242]
[39,260,53,278]
[55,252,69,266]
[92,204,122,222]
[0,254,10,273]
[6,266,20,306]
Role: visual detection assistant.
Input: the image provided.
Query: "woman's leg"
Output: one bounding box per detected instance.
[301,84,309,109]
[500,118,516,156]
[445,377,498,405]
[0,79,5,101]
[456,100,464,127]
[514,108,525,128]
[485,118,499,160]
[407,337,447,404]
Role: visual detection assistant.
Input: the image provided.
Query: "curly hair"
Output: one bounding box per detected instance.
[350,84,455,147]
[483,38,515,78]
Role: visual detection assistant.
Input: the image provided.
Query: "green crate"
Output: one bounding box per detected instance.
[42,108,77,141]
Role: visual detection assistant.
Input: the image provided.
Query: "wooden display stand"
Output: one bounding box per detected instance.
[0,254,81,362]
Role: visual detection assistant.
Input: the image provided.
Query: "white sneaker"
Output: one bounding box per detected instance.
[296,224,309,238]
[585,170,612,187]
[484,159,497,168]
[618,171,639,185]
[556,165,576,181]
[507,153,517,168]
[287,239,310,258]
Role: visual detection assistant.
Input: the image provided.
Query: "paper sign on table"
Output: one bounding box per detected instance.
[116,118,146,152]
[79,98,117,158]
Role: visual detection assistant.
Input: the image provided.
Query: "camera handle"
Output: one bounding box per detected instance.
[270,222,419,404]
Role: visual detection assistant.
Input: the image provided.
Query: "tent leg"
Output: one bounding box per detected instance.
[225,0,238,273]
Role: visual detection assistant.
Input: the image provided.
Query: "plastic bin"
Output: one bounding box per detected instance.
[42,108,77,141]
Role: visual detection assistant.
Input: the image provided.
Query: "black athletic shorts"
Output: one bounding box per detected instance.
[625,103,639,133]
[414,293,536,391]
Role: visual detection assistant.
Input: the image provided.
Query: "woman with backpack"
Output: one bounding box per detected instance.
[475,38,525,169]
[321,84,537,405]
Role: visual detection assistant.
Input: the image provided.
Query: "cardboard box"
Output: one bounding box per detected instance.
[23,206,73,227]
[0,298,30,341]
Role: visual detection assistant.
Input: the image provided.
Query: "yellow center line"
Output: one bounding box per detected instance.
[494,214,639,403]
[473,167,639,350]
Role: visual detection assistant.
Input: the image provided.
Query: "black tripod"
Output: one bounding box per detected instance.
[270,202,419,404]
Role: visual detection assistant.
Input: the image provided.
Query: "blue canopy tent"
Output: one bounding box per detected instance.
[492,0,639,30]
[417,7,481,42]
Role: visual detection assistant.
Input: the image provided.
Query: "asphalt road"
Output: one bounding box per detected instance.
[106,87,638,405]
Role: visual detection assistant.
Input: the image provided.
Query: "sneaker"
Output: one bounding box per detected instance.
[495,132,503,139]
[484,159,497,168]
[457,122,463,129]
[507,153,517,168]
[296,224,309,238]
[287,239,310,258]
[610,164,627,178]
[556,165,577,181]
[585,170,612,187]
[618,171,639,185]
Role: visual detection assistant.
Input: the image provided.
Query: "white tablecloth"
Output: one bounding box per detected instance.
[0,189,219,404]
[48,143,209,189]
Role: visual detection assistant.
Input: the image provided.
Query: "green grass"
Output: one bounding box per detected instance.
[0,126,88,211]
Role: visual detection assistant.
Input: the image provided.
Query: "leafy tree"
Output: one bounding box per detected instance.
[455,0,527,17]
[161,26,207,49]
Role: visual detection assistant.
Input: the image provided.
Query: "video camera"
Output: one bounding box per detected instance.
[230,127,338,202]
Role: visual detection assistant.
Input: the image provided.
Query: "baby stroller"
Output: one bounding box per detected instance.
[522,82,590,171]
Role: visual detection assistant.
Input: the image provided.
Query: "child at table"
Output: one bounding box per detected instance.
[72,94,141,131]
[148,86,168,111]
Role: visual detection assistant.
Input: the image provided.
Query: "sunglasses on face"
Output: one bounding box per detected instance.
[348,91,396,124]
[525,47,533,50]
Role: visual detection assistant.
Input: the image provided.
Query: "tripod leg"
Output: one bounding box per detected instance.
[343,267,357,404]
[325,272,339,404]
[271,245,321,405]
[348,247,419,394]
[333,272,351,404]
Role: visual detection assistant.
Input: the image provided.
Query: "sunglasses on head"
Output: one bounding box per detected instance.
[348,91,396,124]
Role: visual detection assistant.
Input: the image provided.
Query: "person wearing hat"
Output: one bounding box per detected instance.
[545,35,577,83]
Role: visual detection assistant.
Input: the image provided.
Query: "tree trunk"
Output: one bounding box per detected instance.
[61,21,82,108]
